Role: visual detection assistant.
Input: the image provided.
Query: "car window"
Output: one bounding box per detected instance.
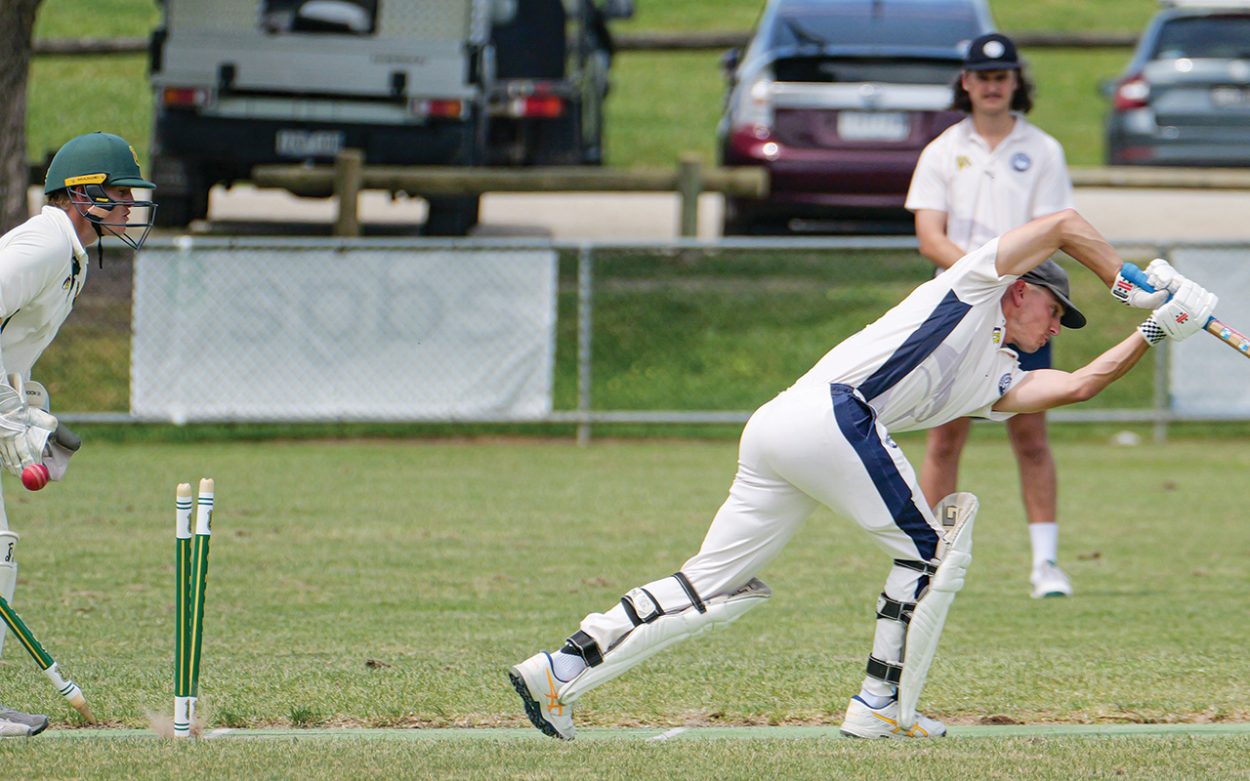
[770,4,982,49]
[1152,15,1250,60]
[774,57,960,85]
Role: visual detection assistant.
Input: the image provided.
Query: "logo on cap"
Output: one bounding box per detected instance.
[983,40,1005,59]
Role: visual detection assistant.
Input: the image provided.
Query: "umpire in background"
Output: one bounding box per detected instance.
[905,33,1076,598]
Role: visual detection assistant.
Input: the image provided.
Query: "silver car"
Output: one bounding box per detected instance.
[1106,1,1250,166]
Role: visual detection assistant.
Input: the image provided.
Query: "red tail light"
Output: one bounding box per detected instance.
[516,95,564,118]
[161,87,211,108]
[1113,75,1150,111]
[412,99,467,119]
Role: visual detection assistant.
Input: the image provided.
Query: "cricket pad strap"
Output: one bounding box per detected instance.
[898,491,978,730]
[557,576,772,705]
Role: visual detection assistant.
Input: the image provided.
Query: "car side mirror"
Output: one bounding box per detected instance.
[721,47,742,79]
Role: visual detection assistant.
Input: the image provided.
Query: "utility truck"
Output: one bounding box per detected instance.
[148,0,632,234]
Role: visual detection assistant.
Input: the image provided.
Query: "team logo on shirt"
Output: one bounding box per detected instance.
[1011,152,1031,172]
[992,326,1003,345]
[998,372,1014,395]
[956,155,971,170]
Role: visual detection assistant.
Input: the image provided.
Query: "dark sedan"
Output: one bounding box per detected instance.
[718,0,994,234]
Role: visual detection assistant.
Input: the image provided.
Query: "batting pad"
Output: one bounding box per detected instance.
[898,492,978,730]
[558,578,772,705]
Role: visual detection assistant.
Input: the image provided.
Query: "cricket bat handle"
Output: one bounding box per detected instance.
[1119,262,1250,359]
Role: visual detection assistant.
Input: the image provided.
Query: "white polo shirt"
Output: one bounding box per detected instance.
[0,206,89,378]
[791,238,1024,432]
[905,115,1073,253]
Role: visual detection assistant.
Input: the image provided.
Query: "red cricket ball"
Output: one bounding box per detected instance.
[21,463,49,492]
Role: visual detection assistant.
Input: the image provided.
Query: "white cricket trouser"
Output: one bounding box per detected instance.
[580,382,942,649]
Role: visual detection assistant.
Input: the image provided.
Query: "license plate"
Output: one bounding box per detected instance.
[275,129,345,158]
[1211,86,1250,108]
[837,111,909,141]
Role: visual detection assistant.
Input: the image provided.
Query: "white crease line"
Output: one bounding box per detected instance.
[203,728,234,740]
[649,727,689,742]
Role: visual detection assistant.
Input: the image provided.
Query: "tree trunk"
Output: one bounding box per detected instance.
[0,0,41,233]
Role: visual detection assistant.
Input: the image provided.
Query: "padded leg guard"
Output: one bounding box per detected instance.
[897,492,977,730]
[558,577,772,705]
[0,531,17,658]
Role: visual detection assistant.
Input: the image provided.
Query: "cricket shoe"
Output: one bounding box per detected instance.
[0,705,48,737]
[840,696,946,739]
[1030,560,1073,599]
[508,651,576,740]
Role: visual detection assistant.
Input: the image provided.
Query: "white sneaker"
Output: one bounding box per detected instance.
[1031,560,1073,599]
[840,696,946,739]
[0,705,48,737]
[508,652,576,740]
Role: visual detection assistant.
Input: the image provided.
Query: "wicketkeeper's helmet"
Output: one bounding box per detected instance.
[43,132,158,257]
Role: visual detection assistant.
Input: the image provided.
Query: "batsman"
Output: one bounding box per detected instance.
[510,208,1217,739]
[0,132,156,736]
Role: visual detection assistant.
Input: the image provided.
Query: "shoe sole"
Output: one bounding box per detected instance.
[507,668,565,740]
[29,719,48,737]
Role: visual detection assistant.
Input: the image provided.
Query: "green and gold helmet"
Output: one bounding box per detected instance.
[44,132,156,194]
[44,132,157,256]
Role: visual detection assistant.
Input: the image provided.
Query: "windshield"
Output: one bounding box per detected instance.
[1152,15,1250,60]
[770,3,983,49]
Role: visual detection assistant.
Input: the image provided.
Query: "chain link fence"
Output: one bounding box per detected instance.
[40,236,1246,436]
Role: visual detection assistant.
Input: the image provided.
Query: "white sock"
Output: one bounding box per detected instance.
[856,689,895,709]
[551,650,587,682]
[1029,522,1059,569]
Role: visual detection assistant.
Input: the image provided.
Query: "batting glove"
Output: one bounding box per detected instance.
[1144,258,1182,293]
[1138,278,1218,345]
[0,384,37,475]
[1112,265,1168,309]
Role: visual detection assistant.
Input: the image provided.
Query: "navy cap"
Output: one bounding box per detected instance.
[964,33,1021,72]
[1021,259,1085,329]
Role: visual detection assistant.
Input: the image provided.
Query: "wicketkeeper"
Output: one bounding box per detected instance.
[0,132,156,736]
[510,208,1216,739]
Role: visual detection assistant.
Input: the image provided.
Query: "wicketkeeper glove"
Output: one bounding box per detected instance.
[1138,278,1218,345]
[0,384,57,477]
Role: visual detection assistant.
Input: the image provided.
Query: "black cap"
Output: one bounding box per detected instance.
[964,33,1021,72]
[1021,259,1085,329]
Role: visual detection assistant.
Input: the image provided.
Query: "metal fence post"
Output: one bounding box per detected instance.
[577,244,594,446]
[1153,247,1172,443]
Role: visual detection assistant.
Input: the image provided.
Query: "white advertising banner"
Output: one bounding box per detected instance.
[132,247,558,421]
[1168,248,1250,417]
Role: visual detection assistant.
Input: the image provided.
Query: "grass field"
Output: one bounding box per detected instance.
[26,1,1161,169]
[0,433,1245,777]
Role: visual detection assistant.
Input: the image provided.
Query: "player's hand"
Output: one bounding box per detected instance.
[1138,278,1218,344]
[1112,264,1168,309]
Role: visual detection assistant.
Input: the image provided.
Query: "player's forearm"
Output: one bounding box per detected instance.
[996,332,1150,413]
[1052,210,1122,287]
[1065,331,1152,403]
[917,233,965,270]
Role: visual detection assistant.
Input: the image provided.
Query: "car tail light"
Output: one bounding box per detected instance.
[731,71,776,136]
[1113,75,1150,111]
[507,95,565,118]
[161,86,212,108]
[413,98,467,119]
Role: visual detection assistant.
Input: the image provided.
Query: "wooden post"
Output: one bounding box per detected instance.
[333,149,363,237]
[677,154,702,237]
